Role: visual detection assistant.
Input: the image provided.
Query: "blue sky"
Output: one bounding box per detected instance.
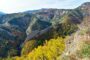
[0,0,90,13]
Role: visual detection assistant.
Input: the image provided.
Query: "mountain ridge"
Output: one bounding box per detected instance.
[0,2,89,58]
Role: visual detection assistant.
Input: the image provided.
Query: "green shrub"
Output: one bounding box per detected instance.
[21,40,37,56]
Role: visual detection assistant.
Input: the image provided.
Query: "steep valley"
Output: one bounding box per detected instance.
[0,2,90,60]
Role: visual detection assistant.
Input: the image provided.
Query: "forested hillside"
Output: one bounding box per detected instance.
[0,2,90,60]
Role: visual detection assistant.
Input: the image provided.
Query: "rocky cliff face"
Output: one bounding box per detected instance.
[61,2,90,60]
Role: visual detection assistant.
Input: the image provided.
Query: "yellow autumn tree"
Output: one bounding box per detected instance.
[15,37,65,60]
[25,37,65,60]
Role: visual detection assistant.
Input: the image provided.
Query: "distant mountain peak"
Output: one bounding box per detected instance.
[0,12,5,14]
[80,2,90,8]
[82,2,90,5]
[0,12,5,16]
[78,2,90,11]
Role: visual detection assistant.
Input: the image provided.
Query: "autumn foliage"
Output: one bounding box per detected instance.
[15,37,65,60]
